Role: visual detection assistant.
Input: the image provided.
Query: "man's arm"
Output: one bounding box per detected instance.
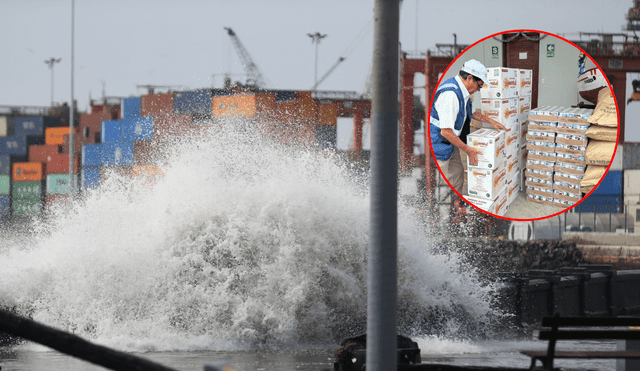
[440,128,482,166]
[472,111,510,131]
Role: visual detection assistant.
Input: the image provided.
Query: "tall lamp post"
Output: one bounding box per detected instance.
[44,57,62,106]
[307,32,327,88]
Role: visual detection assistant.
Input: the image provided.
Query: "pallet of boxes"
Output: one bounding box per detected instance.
[464,67,529,216]
[581,87,618,195]
[525,105,596,209]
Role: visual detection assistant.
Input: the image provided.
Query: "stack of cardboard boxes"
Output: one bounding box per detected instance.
[464,67,531,216]
[525,106,594,208]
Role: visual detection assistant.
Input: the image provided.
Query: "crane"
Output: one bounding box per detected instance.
[224,27,269,89]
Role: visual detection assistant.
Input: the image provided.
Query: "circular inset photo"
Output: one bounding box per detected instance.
[427,30,619,221]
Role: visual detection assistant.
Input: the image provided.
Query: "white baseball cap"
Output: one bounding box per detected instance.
[461,59,489,85]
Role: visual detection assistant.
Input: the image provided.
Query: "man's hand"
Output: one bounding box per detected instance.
[466,146,483,167]
[491,119,510,131]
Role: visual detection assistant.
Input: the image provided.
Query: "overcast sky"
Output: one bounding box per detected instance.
[0,0,633,111]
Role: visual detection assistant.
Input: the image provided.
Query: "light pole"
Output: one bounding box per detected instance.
[307,32,327,88]
[44,57,62,106]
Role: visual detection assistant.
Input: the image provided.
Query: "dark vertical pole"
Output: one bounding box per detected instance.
[367,1,399,371]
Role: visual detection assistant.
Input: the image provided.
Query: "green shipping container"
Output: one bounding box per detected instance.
[12,181,43,200]
[12,197,42,216]
[0,175,9,195]
[46,174,79,195]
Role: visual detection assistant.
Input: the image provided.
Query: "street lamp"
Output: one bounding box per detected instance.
[44,57,62,106]
[307,32,327,88]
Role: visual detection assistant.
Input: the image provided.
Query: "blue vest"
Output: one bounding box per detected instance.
[429,77,473,160]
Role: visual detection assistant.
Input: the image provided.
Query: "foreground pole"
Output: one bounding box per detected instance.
[367,0,399,370]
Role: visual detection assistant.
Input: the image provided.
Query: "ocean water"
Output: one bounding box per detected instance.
[0,123,617,370]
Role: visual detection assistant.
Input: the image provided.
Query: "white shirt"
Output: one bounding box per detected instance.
[431,75,471,137]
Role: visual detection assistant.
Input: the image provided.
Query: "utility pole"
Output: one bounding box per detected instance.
[44,57,62,106]
[307,32,327,89]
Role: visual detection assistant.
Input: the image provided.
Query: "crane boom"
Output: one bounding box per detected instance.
[310,57,345,91]
[224,27,268,88]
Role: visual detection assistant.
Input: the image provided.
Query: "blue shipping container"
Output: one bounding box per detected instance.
[81,167,100,189]
[591,170,623,195]
[14,116,62,136]
[82,144,102,167]
[122,97,141,119]
[0,195,10,218]
[0,155,28,174]
[576,195,622,213]
[173,89,212,115]
[101,120,123,143]
[101,141,134,166]
[0,136,44,156]
[120,117,153,141]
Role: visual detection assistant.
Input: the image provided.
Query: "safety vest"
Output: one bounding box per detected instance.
[429,77,472,160]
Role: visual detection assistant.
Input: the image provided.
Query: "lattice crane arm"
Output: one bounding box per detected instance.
[224,27,269,88]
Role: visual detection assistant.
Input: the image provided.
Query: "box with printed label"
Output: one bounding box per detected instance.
[553,197,578,209]
[556,133,588,147]
[528,106,564,122]
[526,155,555,173]
[506,173,520,206]
[526,130,556,143]
[466,128,506,169]
[465,195,496,215]
[528,150,556,163]
[525,168,554,182]
[518,95,531,124]
[553,189,582,204]
[518,69,533,97]
[467,162,506,200]
[526,192,554,205]
[519,148,529,172]
[519,121,528,147]
[493,188,509,216]
[556,122,591,136]
[480,67,518,99]
[526,173,554,190]
[480,98,518,126]
[555,142,587,156]
[505,153,520,180]
[528,120,558,133]
[554,162,586,176]
[557,107,593,125]
[505,127,519,156]
[553,179,582,194]
[554,171,583,187]
[526,185,555,201]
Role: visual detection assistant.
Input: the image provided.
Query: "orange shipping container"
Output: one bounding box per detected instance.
[45,127,71,145]
[317,103,338,126]
[212,94,276,118]
[13,162,44,182]
[274,100,298,125]
[296,91,317,122]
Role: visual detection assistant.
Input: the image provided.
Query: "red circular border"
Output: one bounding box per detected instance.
[426,29,620,222]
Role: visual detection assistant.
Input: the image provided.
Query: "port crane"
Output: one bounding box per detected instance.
[224,27,269,89]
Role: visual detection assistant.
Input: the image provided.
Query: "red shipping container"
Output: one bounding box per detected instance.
[134,140,173,165]
[13,162,44,182]
[29,144,61,163]
[46,153,80,173]
[61,129,82,155]
[317,103,338,126]
[153,114,201,139]
[141,93,174,117]
[45,194,70,213]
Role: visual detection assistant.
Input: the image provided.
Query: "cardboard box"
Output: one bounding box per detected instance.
[525,168,554,182]
[518,69,533,97]
[465,195,496,215]
[519,148,529,172]
[556,133,588,147]
[555,142,587,156]
[527,141,555,153]
[528,120,558,133]
[526,155,555,173]
[526,173,554,190]
[554,171,584,186]
[518,95,532,124]
[526,191,553,205]
[526,185,555,200]
[553,189,582,204]
[528,150,556,163]
[480,98,518,126]
[480,67,518,99]
[493,188,509,216]
[526,130,556,143]
[467,162,506,200]
[554,161,586,176]
[466,128,506,169]
[519,121,528,147]
[553,179,582,194]
[558,107,593,125]
[505,127,519,156]
[506,173,520,206]
[505,153,520,180]
[556,152,587,167]
[556,122,590,136]
[553,197,577,209]
[528,106,564,122]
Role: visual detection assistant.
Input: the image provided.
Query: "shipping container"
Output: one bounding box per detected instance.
[14,116,63,136]
[0,195,10,218]
[82,144,102,167]
[297,92,317,122]
[45,127,70,145]
[0,135,45,156]
[46,174,78,195]
[120,117,153,141]
[174,89,213,115]
[101,141,134,166]
[575,195,622,213]
[100,166,133,184]
[12,181,43,200]
[46,153,79,173]
[12,162,43,182]
[101,120,122,142]
[61,128,82,154]
[152,114,198,139]
[212,94,276,118]
[590,170,623,195]
[12,197,42,217]
[141,93,174,117]
[0,116,11,137]
[274,101,298,125]
[122,97,141,119]
[45,194,69,212]
[81,167,100,189]
[624,143,640,169]
[0,174,9,195]
[317,103,338,126]
[272,90,297,102]
[0,155,28,174]
[316,126,337,149]
[29,144,61,163]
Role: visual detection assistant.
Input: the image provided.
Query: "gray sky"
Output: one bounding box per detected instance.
[0,0,633,111]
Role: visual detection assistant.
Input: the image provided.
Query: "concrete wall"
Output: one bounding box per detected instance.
[563,231,640,246]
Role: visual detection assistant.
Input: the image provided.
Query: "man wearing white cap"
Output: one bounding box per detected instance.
[429,59,508,194]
